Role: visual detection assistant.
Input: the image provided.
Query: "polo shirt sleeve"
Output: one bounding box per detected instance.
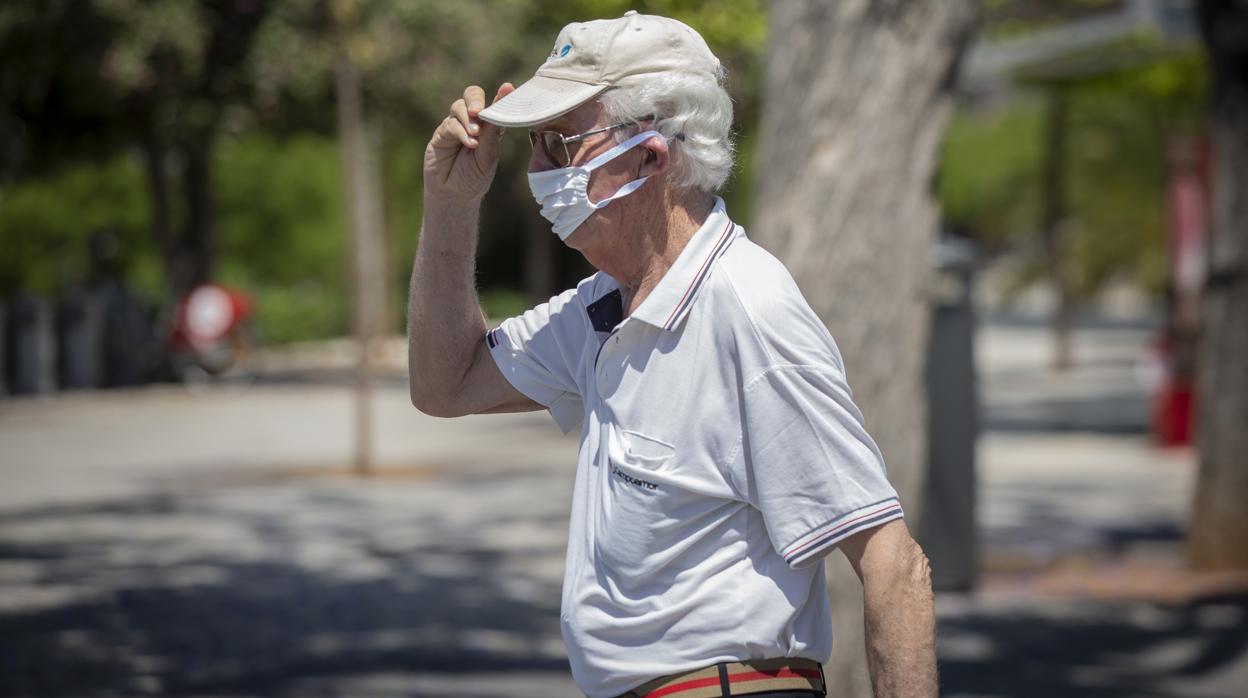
[739,363,905,569]
[486,286,586,435]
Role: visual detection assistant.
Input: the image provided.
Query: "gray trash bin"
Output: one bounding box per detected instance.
[919,237,979,592]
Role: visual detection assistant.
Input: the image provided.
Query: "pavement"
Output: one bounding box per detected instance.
[936,320,1248,698]
[0,384,582,697]
[0,320,1245,697]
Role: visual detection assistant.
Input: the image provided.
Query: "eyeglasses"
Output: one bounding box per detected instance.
[528,115,656,168]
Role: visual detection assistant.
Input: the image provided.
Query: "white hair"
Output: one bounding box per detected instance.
[598,66,735,194]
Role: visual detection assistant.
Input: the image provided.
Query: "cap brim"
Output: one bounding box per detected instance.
[478,75,609,128]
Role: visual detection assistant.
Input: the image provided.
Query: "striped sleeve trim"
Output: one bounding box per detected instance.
[781,497,905,567]
[485,328,500,348]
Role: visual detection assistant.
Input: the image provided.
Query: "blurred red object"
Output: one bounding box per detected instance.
[1148,335,1194,447]
[1150,136,1208,449]
[1154,378,1193,447]
[173,284,253,351]
[169,283,257,378]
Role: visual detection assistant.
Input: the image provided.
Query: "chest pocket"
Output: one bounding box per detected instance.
[595,424,736,592]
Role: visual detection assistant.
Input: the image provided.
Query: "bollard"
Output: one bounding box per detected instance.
[57,287,105,390]
[7,292,57,395]
[0,300,7,397]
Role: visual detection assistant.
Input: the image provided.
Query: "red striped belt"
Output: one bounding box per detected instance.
[615,657,826,698]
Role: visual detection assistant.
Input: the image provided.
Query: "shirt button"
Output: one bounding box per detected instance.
[614,336,620,344]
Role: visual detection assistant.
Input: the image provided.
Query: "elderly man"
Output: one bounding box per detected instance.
[409,10,937,698]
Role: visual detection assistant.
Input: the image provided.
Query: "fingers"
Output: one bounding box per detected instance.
[430,115,476,154]
[492,82,515,105]
[464,85,488,115]
[477,82,516,144]
[450,98,479,139]
[443,115,477,149]
[433,83,516,159]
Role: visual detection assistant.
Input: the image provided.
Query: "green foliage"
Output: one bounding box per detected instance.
[215,133,345,285]
[248,281,349,344]
[940,96,1046,244]
[93,0,208,91]
[380,134,426,331]
[527,0,766,56]
[939,50,1208,301]
[0,155,160,297]
[1,0,771,345]
[724,123,761,229]
[979,0,1130,39]
[3,0,1207,339]
[214,133,349,343]
[479,287,532,323]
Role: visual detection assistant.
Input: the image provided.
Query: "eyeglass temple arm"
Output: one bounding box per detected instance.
[562,114,660,145]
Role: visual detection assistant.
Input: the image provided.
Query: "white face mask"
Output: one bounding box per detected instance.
[527,129,664,242]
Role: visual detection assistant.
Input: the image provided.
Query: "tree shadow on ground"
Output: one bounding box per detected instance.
[0,481,574,698]
[937,592,1248,697]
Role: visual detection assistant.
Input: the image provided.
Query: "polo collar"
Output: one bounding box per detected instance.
[591,197,741,333]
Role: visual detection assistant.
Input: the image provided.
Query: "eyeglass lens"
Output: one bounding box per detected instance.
[543,132,569,166]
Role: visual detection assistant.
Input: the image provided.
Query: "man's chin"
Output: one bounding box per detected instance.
[562,222,599,250]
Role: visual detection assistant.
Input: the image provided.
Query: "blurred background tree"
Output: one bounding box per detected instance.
[0,0,272,299]
[3,0,1198,350]
[943,55,1206,298]
[942,0,1207,369]
[0,0,1212,376]
[752,1,980,693]
[0,0,766,344]
[1188,0,1248,572]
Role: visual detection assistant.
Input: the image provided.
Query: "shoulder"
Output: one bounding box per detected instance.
[496,271,606,345]
[713,233,846,376]
[717,236,806,316]
[529,271,611,316]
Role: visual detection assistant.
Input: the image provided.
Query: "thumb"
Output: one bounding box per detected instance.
[476,82,515,158]
[493,82,517,102]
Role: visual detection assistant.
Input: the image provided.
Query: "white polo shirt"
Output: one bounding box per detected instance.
[486,197,904,698]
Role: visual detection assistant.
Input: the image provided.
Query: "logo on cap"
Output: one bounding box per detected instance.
[548,43,572,60]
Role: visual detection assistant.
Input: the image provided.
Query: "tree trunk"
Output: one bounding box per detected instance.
[182,133,218,292]
[141,120,179,299]
[752,1,978,693]
[336,47,387,477]
[140,121,218,300]
[518,172,556,303]
[1188,0,1248,571]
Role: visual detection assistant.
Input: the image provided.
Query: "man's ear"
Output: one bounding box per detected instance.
[638,135,671,178]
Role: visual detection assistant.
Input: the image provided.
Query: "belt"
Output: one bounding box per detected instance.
[615,657,827,698]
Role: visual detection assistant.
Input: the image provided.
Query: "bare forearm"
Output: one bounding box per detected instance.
[407,197,488,404]
[862,547,938,697]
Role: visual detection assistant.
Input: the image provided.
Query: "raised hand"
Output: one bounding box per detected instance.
[423,83,515,206]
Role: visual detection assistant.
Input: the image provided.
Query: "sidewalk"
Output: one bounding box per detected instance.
[933,321,1248,698]
[0,384,584,697]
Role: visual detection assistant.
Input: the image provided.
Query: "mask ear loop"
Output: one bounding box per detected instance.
[583,129,665,170]
[583,129,668,208]
[588,175,650,209]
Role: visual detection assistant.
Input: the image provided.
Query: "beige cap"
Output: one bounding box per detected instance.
[478,10,721,128]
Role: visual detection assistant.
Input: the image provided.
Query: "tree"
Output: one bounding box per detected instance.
[752,1,979,693]
[1188,0,1248,571]
[0,0,272,299]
